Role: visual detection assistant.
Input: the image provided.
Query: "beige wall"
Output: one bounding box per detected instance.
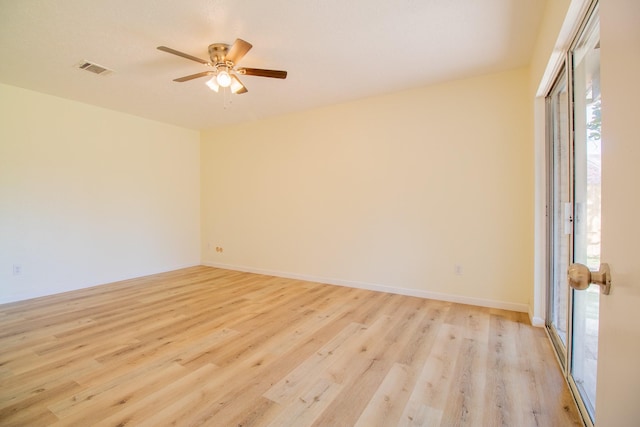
[202,67,533,311]
[0,84,201,304]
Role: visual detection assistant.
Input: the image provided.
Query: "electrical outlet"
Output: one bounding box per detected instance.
[454,264,463,276]
[12,264,22,276]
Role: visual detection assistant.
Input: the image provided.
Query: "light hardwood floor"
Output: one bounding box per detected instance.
[0,266,583,426]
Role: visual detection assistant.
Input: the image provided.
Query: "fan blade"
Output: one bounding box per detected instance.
[237,68,287,79]
[225,39,252,65]
[173,71,214,82]
[231,75,248,94]
[157,46,210,65]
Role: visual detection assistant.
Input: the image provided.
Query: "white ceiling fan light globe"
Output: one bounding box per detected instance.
[216,70,232,87]
[205,76,220,92]
[230,76,244,94]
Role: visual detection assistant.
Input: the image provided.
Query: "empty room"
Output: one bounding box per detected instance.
[1,0,638,426]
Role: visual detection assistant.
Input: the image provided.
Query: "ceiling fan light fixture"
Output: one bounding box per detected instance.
[216,69,232,87]
[205,76,219,92]
[158,38,287,96]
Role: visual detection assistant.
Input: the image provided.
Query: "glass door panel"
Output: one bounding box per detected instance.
[546,4,601,425]
[570,13,601,421]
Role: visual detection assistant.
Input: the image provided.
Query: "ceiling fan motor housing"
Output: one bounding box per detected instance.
[208,43,230,66]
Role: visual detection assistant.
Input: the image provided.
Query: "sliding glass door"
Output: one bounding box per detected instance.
[546,3,600,425]
[569,10,601,420]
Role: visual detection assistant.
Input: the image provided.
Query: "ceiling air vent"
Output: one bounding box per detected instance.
[77,60,113,76]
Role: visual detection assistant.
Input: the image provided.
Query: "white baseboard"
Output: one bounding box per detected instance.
[530,316,545,328]
[202,262,529,314]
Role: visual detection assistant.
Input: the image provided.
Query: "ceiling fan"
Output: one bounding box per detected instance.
[157,38,287,94]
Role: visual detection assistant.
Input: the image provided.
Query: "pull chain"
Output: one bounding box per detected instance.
[223,87,232,110]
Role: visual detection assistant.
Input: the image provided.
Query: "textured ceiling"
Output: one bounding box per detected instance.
[0,0,546,130]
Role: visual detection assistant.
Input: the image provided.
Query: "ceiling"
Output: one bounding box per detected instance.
[0,0,546,130]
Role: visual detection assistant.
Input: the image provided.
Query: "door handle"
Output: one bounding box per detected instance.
[567,263,612,295]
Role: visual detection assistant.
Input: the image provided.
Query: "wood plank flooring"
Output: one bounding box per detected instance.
[0,266,583,426]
